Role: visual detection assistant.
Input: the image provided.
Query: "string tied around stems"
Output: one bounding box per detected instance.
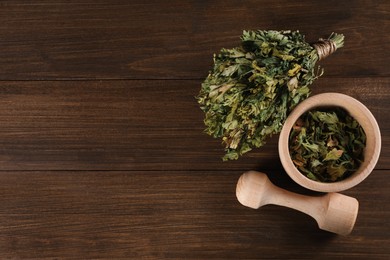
[313,38,338,61]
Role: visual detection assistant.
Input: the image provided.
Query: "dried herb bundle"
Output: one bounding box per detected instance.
[197,30,344,160]
[289,108,366,182]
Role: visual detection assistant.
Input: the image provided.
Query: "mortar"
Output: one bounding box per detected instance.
[278,93,381,192]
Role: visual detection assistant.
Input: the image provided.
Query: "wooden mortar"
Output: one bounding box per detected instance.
[279,93,381,192]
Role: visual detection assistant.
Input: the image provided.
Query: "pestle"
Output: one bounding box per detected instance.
[236,171,359,235]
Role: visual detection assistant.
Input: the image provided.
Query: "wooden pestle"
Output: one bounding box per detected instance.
[236,171,359,235]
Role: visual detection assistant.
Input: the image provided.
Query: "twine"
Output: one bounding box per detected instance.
[313,38,337,61]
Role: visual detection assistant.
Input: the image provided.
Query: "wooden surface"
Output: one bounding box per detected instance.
[0,1,388,259]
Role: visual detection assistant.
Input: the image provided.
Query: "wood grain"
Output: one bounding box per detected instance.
[0,78,388,171]
[0,170,388,259]
[0,1,389,258]
[0,0,388,80]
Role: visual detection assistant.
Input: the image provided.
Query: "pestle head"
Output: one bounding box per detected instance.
[319,193,359,236]
[236,171,271,209]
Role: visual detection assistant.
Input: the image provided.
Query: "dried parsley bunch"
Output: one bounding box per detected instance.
[289,108,366,182]
[197,30,344,160]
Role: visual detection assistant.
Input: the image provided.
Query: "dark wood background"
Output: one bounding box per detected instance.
[0,1,388,259]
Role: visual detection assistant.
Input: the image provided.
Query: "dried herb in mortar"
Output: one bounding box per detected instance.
[197,30,344,160]
[289,108,366,182]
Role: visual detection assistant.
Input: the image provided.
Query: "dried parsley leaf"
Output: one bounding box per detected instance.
[289,108,366,182]
[197,30,344,160]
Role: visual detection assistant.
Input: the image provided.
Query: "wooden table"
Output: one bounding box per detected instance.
[0,1,388,259]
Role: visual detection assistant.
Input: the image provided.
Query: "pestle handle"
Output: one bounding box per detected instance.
[236,171,359,235]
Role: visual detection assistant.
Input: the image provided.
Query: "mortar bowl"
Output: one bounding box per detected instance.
[278,93,381,192]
